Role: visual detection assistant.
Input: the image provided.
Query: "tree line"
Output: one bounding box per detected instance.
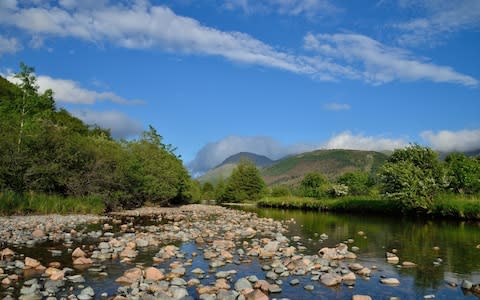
[0,64,192,211]
[195,145,480,212]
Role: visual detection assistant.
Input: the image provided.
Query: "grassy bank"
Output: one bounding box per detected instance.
[257,194,480,219]
[257,196,399,214]
[0,191,104,215]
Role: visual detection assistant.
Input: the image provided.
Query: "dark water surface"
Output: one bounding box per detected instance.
[1,209,480,299]
[240,207,480,299]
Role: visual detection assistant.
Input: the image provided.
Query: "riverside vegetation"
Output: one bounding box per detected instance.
[0,64,193,214]
[0,63,479,218]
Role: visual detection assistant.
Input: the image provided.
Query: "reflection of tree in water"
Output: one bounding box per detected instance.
[253,207,480,291]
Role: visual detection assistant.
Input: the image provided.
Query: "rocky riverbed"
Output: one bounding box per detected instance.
[1,205,479,300]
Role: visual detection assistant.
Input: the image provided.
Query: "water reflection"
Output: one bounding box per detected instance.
[247,207,480,298]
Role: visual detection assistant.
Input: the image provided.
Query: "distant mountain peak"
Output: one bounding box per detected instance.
[216,152,274,168]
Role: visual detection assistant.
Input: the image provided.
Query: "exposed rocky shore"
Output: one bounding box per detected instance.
[0,205,479,300]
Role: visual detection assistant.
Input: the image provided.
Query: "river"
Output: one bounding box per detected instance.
[1,206,480,299]
[239,206,480,299]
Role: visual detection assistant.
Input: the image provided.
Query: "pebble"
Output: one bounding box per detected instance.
[304,284,314,291]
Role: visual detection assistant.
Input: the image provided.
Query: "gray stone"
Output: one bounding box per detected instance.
[461,280,473,290]
[266,271,278,280]
[171,287,188,299]
[20,284,39,295]
[268,284,282,293]
[171,267,186,276]
[216,290,237,300]
[380,278,400,286]
[304,285,314,291]
[191,268,205,275]
[80,287,95,297]
[234,278,252,292]
[136,239,149,248]
[290,279,300,285]
[98,242,110,250]
[67,275,86,283]
[171,278,187,286]
[320,273,341,287]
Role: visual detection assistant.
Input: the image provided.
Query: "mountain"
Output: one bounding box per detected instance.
[218,152,274,168]
[198,152,274,183]
[261,149,388,186]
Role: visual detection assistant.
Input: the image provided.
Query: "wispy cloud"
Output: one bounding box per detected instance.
[72,109,143,139]
[421,129,480,153]
[188,132,406,174]
[223,0,340,18]
[303,33,478,86]
[0,1,476,87]
[0,34,21,56]
[0,2,312,75]
[322,131,406,150]
[324,102,350,111]
[6,73,143,105]
[395,0,480,46]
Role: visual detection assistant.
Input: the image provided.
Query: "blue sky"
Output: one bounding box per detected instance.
[0,0,479,174]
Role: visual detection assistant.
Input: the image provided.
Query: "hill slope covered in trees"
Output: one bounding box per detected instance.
[261,149,388,186]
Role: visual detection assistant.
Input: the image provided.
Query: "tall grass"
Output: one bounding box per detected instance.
[258,195,398,214]
[258,194,480,219]
[431,193,480,219]
[0,191,104,215]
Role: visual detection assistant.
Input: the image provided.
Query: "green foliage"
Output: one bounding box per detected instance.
[0,191,103,215]
[258,196,399,214]
[270,185,291,197]
[444,152,480,194]
[327,184,349,197]
[219,160,266,202]
[337,171,371,195]
[300,172,328,198]
[380,144,444,211]
[0,64,193,213]
[201,182,215,200]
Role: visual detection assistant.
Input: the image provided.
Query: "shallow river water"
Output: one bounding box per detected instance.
[241,207,480,299]
[1,206,480,300]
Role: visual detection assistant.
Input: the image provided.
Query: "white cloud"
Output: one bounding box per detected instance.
[6,73,143,105]
[0,1,476,87]
[188,132,406,173]
[421,129,480,153]
[72,109,143,139]
[0,2,312,75]
[395,0,480,46]
[223,0,339,17]
[0,35,21,56]
[324,102,350,111]
[303,33,478,86]
[322,131,406,151]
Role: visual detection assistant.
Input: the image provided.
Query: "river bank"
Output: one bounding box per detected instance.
[1,204,479,299]
[257,194,480,219]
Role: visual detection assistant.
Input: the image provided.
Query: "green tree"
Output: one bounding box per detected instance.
[380,144,444,211]
[300,172,328,198]
[220,160,266,202]
[271,185,291,197]
[444,152,480,194]
[337,171,370,195]
[214,177,226,201]
[201,182,215,200]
